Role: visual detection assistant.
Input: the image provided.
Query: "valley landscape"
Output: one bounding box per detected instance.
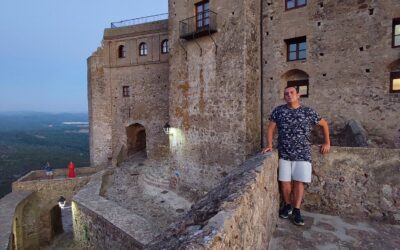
[0,112,89,198]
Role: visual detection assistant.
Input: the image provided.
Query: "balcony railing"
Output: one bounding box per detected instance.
[111,13,168,28]
[179,10,217,40]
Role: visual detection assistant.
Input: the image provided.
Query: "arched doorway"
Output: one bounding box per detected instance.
[50,205,63,237]
[126,123,147,156]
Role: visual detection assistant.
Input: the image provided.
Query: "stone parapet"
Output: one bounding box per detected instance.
[16,166,97,182]
[305,146,400,223]
[72,170,157,250]
[0,191,33,250]
[147,152,279,249]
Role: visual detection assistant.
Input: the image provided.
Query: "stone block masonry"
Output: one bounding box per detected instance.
[0,191,32,250]
[305,146,400,223]
[262,1,400,148]
[88,20,169,167]
[168,0,262,192]
[147,152,279,249]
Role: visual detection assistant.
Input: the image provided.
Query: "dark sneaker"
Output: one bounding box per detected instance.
[292,208,305,226]
[279,204,293,219]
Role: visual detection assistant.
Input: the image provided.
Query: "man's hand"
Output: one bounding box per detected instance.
[262,146,273,153]
[320,143,330,154]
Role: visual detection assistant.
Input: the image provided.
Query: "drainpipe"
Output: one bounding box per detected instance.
[260,0,265,148]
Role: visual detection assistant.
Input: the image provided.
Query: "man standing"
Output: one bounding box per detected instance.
[263,86,330,226]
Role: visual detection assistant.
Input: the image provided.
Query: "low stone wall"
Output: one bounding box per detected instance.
[0,191,32,250]
[72,170,156,250]
[11,173,95,249]
[147,152,279,249]
[17,166,97,182]
[305,146,400,223]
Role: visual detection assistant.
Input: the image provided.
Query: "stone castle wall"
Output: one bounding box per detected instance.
[305,146,400,224]
[88,20,170,166]
[11,172,94,249]
[168,0,262,191]
[148,153,279,249]
[262,0,400,147]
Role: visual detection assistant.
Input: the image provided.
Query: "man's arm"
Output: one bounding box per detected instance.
[318,118,330,154]
[262,121,276,153]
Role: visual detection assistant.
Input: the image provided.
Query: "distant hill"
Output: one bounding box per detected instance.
[0,112,90,198]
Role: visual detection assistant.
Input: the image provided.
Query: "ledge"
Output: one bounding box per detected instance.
[0,191,33,250]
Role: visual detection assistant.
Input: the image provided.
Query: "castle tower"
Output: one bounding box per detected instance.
[88,18,170,166]
[168,0,262,190]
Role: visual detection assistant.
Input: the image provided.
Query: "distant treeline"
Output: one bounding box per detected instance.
[0,112,90,198]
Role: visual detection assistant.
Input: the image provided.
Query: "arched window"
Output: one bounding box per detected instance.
[139,43,148,56]
[281,69,310,97]
[389,59,400,93]
[161,39,169,54]
[118,45,126,58]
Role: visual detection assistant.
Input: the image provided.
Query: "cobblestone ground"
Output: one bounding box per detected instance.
[103,152,192,236]
[269,211,400,250]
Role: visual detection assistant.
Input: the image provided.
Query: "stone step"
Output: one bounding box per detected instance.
[145,169,169,181]
[141,177,170,189]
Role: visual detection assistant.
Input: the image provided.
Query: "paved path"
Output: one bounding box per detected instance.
[269,211,400,250]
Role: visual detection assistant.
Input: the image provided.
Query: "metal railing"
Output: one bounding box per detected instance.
[111,13,168,28]
[179,10,217,40]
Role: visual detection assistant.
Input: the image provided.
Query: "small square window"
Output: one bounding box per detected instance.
[286,0,307,10]
[285,36,307,61]
[123,86,130,97]
[393,18,400,47]
[287,80,309,97]
[390,71,400,93]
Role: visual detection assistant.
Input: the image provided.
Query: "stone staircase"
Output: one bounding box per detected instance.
[141,166,171,190]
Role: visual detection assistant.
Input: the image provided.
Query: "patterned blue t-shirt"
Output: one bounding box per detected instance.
[269,105,321,162]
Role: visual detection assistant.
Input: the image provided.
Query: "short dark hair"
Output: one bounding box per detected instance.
[284,86,299,93]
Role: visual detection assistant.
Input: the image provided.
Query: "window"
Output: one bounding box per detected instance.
[393,18,400,47]
[122,86,130,97]
[287,80,309,97]
[118,45,126,58]
[390,71,400,93]
[139,43,148,56]
[286,36,307,61]
[196,0,210,30]
[161,39,169,54]
[286,0,307,10]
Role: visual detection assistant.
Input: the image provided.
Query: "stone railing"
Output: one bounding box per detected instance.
[0,191,33,250]
[17,166,97,182]
[72,169,157,250]
[72,153,280,249]
[147,152,279,249]
[305,146,400,223]
[11,168,97,249]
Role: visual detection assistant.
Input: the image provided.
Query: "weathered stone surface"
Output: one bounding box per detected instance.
[0,191,32,250]
[168,0,262,192]
[72,170,157,250]
[262,1,400,148]
[88,20,169,167]
[147,152,279,249]
[11,169,95,249]
[343,120,369,147]
[304,146,400,223]
[269,211,400,250]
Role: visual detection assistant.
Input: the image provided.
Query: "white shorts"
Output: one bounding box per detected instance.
[278,159,312,183]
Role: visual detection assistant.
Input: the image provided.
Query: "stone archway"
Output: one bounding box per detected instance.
[281,69,310,97]
[126,123,147,156]
[50,205,63,237]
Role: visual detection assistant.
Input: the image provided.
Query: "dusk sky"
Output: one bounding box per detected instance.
[0,1,168,113]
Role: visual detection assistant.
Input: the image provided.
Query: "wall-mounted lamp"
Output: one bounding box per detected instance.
[163,122,171,135]
[58,196,66,209]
